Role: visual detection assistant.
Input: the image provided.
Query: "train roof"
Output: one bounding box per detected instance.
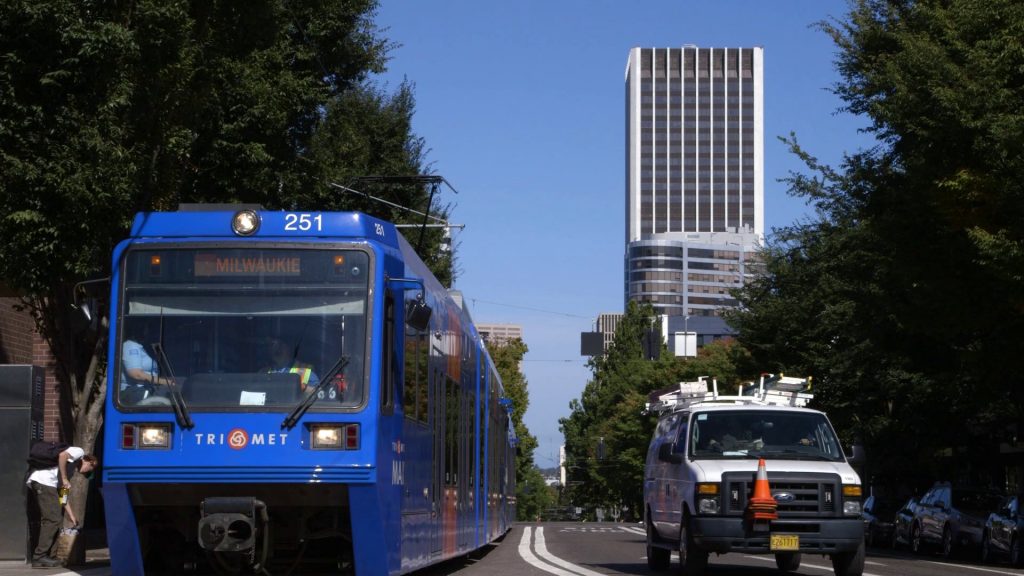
[128,208,399,248]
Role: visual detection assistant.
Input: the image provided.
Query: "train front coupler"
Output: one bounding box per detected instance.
[198,497,271,573]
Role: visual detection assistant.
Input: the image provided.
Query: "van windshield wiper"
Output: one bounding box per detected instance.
[756,449,836,461]
[281,356,349,430]
[151,342,194,430]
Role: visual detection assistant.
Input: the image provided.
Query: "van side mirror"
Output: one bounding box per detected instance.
[658,442,683,464]
[846,444,866,467]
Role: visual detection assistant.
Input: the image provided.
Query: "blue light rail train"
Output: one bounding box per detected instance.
[101,207,516,575]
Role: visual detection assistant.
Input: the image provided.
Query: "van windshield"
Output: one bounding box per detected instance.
[689,410,845,461]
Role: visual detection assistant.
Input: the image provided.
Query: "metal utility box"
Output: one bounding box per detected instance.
[0,365,45,560]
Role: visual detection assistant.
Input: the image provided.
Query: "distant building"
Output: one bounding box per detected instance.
[583,311,734,359]
[580,313,623,357]
[624,46,764,325]
[596,313,623,354]
[660,314,735,357]
[449,292,522,347]
[596,313,623,352]
[476,323,523,347]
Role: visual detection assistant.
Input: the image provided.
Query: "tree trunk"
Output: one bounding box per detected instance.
[41,302,109,567]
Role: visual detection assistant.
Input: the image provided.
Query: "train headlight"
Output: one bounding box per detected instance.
[139,424,172,449]
[312,425,343,449]
[232,209,260,236]
[309,424,360,450]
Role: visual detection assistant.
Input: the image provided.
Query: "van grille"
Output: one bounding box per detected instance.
[721,471,841,517]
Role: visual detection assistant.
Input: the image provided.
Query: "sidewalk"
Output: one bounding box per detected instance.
[0,549,110,576]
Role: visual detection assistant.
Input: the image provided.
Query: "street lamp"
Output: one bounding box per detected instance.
[683,315,693,358]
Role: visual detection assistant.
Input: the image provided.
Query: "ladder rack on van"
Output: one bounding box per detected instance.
[644,373,813,415]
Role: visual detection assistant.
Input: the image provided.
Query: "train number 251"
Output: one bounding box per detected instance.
[284,213,322,231]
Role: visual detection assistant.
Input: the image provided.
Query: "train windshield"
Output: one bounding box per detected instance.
[116,246,370,411]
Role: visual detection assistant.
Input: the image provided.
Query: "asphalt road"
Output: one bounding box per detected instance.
[5,522,1024,576]
[454,522,1024,576]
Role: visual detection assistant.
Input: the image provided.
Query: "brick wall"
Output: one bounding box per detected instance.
[0,295,34,364]
[1,295,63,441]
[33,335,61,441]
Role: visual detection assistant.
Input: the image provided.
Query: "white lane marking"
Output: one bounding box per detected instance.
[619,526,646,535]
[922,560,1024,575]
[518,527,581,576]
[744,554,885,576]
[533,527,607,576]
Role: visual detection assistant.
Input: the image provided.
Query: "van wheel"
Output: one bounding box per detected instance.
[775,551,801,571]
[646,517,670,571]
[831,540,865,576]
[1011,537,1022,567]
[678,517,708,576]
[980,531,991,564]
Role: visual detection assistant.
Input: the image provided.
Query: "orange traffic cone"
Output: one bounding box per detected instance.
[746,458,778,521]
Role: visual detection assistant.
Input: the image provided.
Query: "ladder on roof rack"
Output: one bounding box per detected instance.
[643,373,814,415]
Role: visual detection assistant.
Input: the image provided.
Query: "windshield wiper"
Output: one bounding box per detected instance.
[756,449,834,461]
[151,342,194,430]
[281,356,349,430]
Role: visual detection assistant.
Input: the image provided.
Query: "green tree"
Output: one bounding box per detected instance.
[561,303,758,519]
[0,0,440,561]
[486,337,552,520]
[560,301,683,519]
[731,0,1024,486]
[677,338,757,388]
[518,466,553,522]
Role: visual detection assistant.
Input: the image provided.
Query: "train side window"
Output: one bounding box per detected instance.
[402,328,418,420]
[445,377,459,486]
[382,294,394,414]
[402,294,429,423]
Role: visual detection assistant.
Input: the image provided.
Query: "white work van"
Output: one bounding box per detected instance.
[643,376,866,576]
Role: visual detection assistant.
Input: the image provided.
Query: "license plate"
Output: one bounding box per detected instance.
[770,534,800,551]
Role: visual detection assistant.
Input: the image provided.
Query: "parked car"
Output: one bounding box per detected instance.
[862,494,903,547]
[891,497,920,549]
[911,482,1004,558]
[981,495,1024,566]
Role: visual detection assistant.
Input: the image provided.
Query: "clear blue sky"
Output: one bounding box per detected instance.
[372,0,873,468]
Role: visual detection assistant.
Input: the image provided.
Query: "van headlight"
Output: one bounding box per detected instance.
[697,483,720,515]
[843,484,862,516]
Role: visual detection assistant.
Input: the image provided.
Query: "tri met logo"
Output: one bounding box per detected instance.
[194,428,289,449]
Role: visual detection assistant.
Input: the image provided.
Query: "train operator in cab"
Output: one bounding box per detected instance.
[120,323,174,405]
[264,336,320,391]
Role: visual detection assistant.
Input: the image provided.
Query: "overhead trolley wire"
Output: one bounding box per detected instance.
[469,298,591,320]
